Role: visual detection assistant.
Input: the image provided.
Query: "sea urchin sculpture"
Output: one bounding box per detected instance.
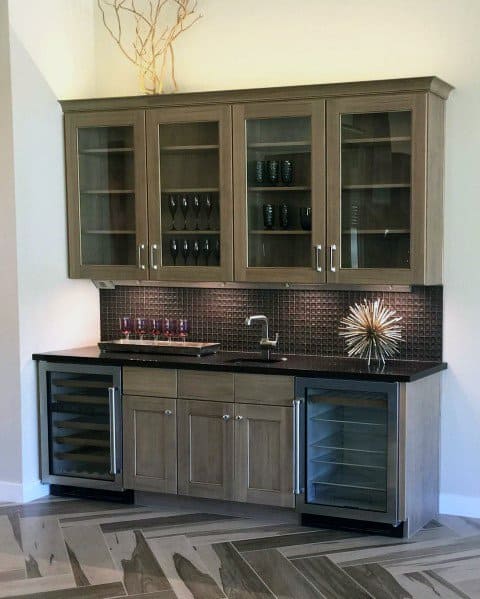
[339,298,402,366]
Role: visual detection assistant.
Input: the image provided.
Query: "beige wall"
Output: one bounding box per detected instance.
[93,0,480,516]
[0,0,99,501]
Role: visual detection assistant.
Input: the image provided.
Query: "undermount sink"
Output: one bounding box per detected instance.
[225,356,288,364]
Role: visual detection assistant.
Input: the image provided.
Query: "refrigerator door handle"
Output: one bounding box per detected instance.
[293,399,302,495]
[108,386,118,475]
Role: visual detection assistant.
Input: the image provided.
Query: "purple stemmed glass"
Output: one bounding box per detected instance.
[178,318,190,342]
[119,317,133,340]
[151,318,162,341]
[134,317,148,340]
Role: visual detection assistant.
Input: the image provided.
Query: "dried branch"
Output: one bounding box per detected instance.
[98,0,202,94]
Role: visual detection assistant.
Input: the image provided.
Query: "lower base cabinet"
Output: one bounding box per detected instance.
[234,403,294,508]
[123,395,177,493]
[177,399,235,500]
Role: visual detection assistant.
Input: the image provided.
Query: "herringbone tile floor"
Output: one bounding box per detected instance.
[0,496,478,598]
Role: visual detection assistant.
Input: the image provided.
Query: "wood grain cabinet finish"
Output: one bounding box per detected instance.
[178,370,234,402]
[123,367,177,398]
[234,373,294,406]
[234,403,294,507]
[177,399,234,500]
[123,395,177,493]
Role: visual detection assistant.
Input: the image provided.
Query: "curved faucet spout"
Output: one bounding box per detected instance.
[244,314,269,338]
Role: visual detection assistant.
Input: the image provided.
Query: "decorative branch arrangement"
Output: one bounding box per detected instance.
[97,0,202,94]
[339,298,403,366]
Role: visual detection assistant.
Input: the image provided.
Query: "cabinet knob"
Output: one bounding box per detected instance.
[235,415,244,421]
[164,409,173,416]
[222,414,231,421]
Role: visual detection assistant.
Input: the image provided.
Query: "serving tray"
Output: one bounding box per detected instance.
[98,339,220,357]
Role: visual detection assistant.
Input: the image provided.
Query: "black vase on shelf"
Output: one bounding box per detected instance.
[254,160,265,185]
[280,159,294,185]
[265,160,279,185]
[300,207,312,231]
[280,203,289,229]
[263,203,274,229]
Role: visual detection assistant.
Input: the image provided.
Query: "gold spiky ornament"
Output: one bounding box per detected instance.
[339,298,402,366]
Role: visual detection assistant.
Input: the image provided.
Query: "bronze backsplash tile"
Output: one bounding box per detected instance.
[100,286,442,361]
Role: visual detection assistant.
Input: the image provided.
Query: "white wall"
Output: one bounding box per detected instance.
[0,0,100,502]
[93,0,480,515]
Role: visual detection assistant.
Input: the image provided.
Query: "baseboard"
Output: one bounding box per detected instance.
[440,493,480,518]
[0,479,49,504]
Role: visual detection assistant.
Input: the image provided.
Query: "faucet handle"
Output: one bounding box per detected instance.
[260,332,279,349]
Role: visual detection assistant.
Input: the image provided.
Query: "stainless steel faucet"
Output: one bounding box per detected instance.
[245,314,279,356]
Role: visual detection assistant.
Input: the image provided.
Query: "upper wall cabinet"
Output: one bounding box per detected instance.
[326,93,444,285]
[233,100,325,283]
[62,77,451,285]
[146,105,233,281]
[65,111,148,279]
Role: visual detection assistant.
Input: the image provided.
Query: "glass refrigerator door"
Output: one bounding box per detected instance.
[305,385,395,514]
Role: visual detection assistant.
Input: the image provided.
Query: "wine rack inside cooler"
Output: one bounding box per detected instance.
[44,365,120,483]
[306,389,389,512]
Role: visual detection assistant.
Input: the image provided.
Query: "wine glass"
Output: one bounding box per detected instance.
[181,239,190,265]
[202,238,211,266]
[178,318,189,342]
[162,317,172,342]
[180,195,189,230]
[192,240,200,266]
[170,319,179,341]
[192,194,201,230]
[169,239,179,265]
[134,317,147,340]
[213,239,220,265]
[119,317,133,340]
[204,195,213,230]
[167,194,178,230]
[151,318,162,341]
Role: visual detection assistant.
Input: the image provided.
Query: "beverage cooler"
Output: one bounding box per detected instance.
[294,378,400,526]
[39,362,123,490]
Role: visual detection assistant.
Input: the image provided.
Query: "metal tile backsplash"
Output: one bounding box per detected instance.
[100,286,443,361]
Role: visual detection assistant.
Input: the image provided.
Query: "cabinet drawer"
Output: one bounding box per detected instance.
[123,367,177,398]
[234,373,294,406]
[178,370,234,402]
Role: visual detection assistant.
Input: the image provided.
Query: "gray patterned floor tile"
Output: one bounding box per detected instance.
[102,513,235,534]
[344,563,414,598]
[5,581,126,598]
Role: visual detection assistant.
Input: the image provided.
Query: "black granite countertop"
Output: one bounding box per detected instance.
[32,346,447,382]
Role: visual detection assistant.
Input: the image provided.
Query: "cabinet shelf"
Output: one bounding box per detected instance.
[248,140,310,148]
[310,458,386,471]
[162,188,219,193]
[248,186,310,192]
[342,136,411,145]
[161,144,219,151]
[53,394,108,406]
[311,478,384,493]
[55,431,110,448]
[162,230,220,235]
[83,230,136,235]
[54,417,109,432]
[54,448,110,465]
[250,230,310,235]
[342,228,410,235]
[342,184,410,190]
[80,190,135,195]
[53,379,111,389]
[311,432,386,455]
[79,148,134,154]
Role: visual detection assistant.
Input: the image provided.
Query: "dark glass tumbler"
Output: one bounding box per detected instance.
[280,203,289,229]
[300,207,312,230]
[265,160,279,185]
[254,160,265,185]
[263,204,274,229]
[280,159,294,185]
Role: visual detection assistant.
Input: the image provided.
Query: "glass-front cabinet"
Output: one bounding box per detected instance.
[233,101,326,283]
[147,105,233,281]
[65,111,148,279]
[326,94,427,284]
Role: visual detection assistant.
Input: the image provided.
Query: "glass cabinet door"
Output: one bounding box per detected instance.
[147,105,233,281]
[65,111,148,279]
[326,95,426,284]
[234,101,325,283]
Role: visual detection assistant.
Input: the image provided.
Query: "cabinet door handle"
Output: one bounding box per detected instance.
[222,414,231,421]
[293,399,301,495]
[150,244,159,270]
[329,244,337,273]
[235,415,244,421]
[108,387,118,475]
[164,409,173,416]
[314,245,322,272]
[137,243,146,270]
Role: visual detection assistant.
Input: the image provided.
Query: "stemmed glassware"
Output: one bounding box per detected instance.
[193,194,201,230]
[119,317,133,340]
[192,240,200,265]
[151,318,162,341]
[202,238,211,265]
[178,318,189,342]
[167,194,178,230]
[204,195,213,230]
[162,318,172,342]
[180,195,189,230]
[134,317,147,340]
[169,239,179,265]
[181,239,190,265]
